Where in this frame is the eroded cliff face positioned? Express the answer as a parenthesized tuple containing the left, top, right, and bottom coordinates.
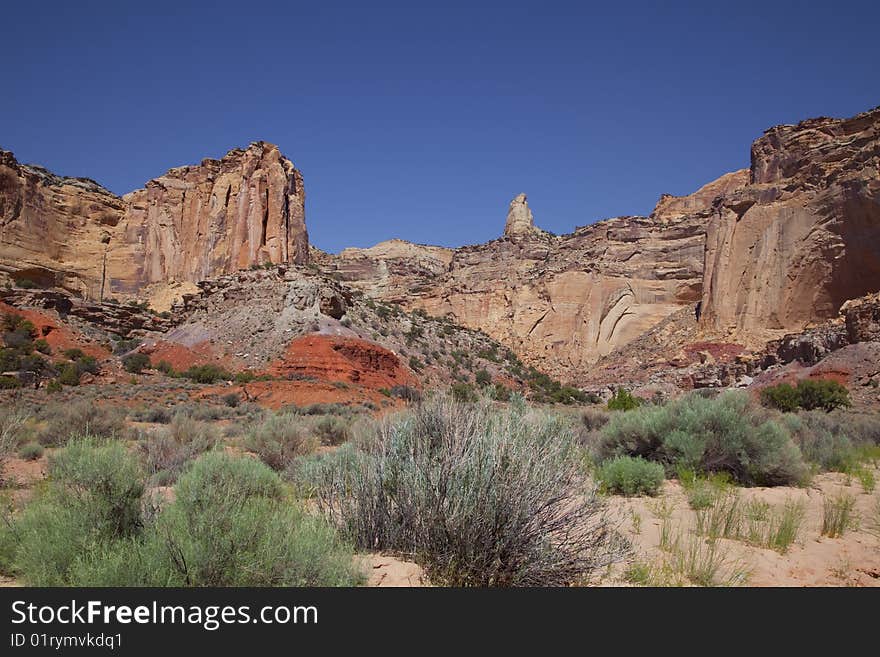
(0, 150, 124, 299)
(700, 107, 880, 335)
(329, 185, 719, 377)
(0, 142, 308, 301)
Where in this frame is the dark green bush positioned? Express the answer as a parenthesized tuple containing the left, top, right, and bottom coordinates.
(33, 339, 51, 355)
(761, 380, 851, 413)
(598, 391, 808, 486)
(0, 375, 20, 389)
(491, 383, 512, 402)
(475, 369, 491, 386)
(760, 383, 800, 412)
(450, 382, 477, 403)
(796, 379, 850, 412)
(181, 364, 231, 384)
(598, 456, 665, 496)
(221, 392, 240, 408)
(57, 363, 80, 386)
(122, 353, 151, 374)
(607, 388, 642, 411)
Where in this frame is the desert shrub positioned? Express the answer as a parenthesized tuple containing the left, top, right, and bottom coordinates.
(122, 352, 151, 374)
(582, 407, 610, 432)
(389, 384, 420, 402)
(149, 453, 363, 586)
(180, 364, 231, 384)
(45, 379, 62, 393)
(302, 396, 628, 586)
(1, 407, 30, 472)
(18, 441, 44, 461)
(475, 368, 491, 386)
(233, 370, 255, 383)
(57, 362, 80, 386)
(74, 355, 99, 375)
(598, 391, 808, 486)
(761, 380, 851, 413)
(450, 381, 477, 403)
(378, 388, 391, 397)
(129, 405, 172, 424)
(607, 388, 642, 411)
(0, 375, 20, 389)
(0, 438, 146, 585)
(408, 356, 424, 372)
(138, 415, 219, 484)
(760, 383, 800, 412)
(38, 400, 125, 446)
(112, 339, 140, 355)
(155, 360, 175, 375)
(244, 413, 319, 471)
(0, 445, 361, 586)
(314, 415, 351, 446)
(490, 383, 511, 402)
(33, 339, 51, 355)
(783, 411, 880, 473)
(597, 456, 664, 496)
(221, 392, 240, 408)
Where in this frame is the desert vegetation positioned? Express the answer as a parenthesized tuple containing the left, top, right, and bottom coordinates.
(1, 375, 879, 587)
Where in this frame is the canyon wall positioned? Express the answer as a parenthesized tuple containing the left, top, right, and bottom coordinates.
(700, 106, 880, 334)
(0, 142, 308, 300)
(329, 180, 731, 377)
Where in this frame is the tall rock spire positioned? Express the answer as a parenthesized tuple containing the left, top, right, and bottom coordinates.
(503, 193, 536, 238)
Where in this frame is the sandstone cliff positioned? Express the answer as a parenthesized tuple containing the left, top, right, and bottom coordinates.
(0, 142, 308, 301)
(700, 106, 880, 334)
(329, 188, 715, 377)
(326, 106, 880, 381)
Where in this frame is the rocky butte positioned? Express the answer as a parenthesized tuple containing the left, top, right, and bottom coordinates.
(0, 142, 307, 306)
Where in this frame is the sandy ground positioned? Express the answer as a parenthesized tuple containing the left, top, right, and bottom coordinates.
(606, 471, 880, 586)
(2, 453, 877, 587)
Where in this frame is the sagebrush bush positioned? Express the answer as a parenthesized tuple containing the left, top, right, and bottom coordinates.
(597, 456, 664, 496)
(138, 415, 218, 484)
(313, 415, 351, 446)
(38, 400, 125, 446)
(783, 410, 880, 473)
(17, 441, 44, 461)
(298, 395, 628, 586)
(244, 413, 319, 471)
(598, 391, 808, 486)
(0, 444, 362, 586)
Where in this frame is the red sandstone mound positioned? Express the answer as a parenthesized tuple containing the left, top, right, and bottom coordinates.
(0, 301, 109, 360)
(266, 334, 417, 389)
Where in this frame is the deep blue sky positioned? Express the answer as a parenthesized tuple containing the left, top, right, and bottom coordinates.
(2, 1, 878, 252)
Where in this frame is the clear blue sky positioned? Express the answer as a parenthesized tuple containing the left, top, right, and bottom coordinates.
(2, 1, 878, 253)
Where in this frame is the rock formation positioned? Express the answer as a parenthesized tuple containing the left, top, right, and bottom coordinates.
(329, 188, 714, 378)
(700, 107, 880, 334)
(503, 193, 541, 238)
(327, 106, 880, 381)
(0, 142, 308, 302)
(0, 150, 124, 298)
